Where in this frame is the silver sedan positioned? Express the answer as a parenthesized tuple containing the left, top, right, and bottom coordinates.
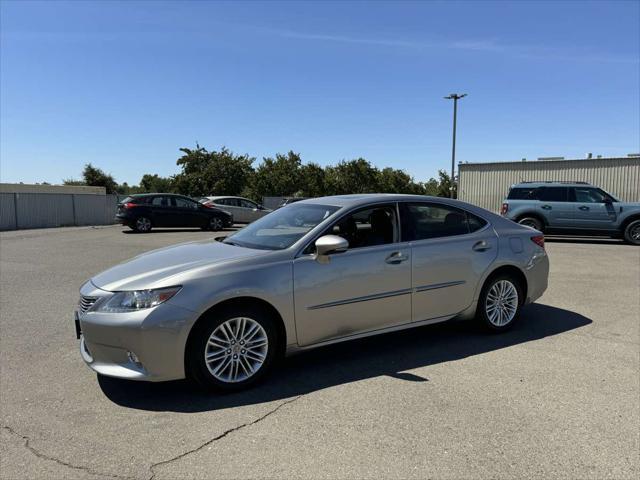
(75, 194, 549, 391)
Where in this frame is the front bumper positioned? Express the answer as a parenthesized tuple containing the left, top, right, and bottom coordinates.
(77, 281, 197, 381)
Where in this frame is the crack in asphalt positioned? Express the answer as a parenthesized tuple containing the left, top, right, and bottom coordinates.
(1, 424, 136, 480)
(147, 395, 303, 480)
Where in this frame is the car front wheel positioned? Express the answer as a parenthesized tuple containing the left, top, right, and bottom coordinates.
(208, 217, 224, 231)
(477, 275, 523, 332)
(186, 306, 279, 392)
(623, 219, 640, 245)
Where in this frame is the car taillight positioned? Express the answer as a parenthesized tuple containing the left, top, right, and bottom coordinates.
(531, 235, 545, 249)
(202, 202, 215, 209)
(500, 203, 509, 215)
(123, 202, 137, 209)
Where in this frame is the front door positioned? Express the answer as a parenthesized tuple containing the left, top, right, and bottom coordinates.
(569, 187, 618, 230)
(293, 204, 411, 346)
(171, 197, 203, 227)
(401, 202, 498, 321)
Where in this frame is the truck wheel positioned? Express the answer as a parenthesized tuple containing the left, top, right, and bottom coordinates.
(623, 219, 640, 245)
(518, 217, 543, 232)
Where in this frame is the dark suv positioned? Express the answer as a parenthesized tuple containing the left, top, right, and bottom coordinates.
(116, 194, 233, 233)
(501, 181, 640, 245)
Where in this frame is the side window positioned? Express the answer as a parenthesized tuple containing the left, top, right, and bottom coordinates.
(571, 187, 607, 203)
(151, 196, 168, 207)
(224, 198, 241, 207)
(240, 199, 257, 209)
(401, 203, 472, 240)
(467, 212, 488, 233)
(172, 197, 198, 209)
(507, 187, 539, 200)
(327, 205, 398, 249)
(538, 187, 568, 202)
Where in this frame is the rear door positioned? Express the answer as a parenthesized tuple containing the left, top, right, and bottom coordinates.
(148, 195, 172, 226)
(536, 187, 574, 228)
(569, 187, 617, 230)
(216, 198, 244, 222)
(402, 202, 498, 322)
(171, 196, 203, 227)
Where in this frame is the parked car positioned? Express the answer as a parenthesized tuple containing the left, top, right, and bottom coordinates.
(200, 196, 272, 223)
(501, 181, 640, 245)
(116, 193, 233, 233)
(278, 197, 309, 208)
(77, 194, 549, 391)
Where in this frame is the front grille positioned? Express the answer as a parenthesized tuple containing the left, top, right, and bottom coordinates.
(78, 295, 98, 314)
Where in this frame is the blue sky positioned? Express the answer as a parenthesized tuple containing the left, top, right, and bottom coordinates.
(1, 0, 639, 185)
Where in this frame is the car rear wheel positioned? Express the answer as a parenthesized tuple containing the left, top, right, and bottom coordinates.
(186, 306, 278, 392)
(517, 217, 543, 232)
(623, 219, 640, 245)
(477, 274, 522, 332)
(133, 216, 152, 233)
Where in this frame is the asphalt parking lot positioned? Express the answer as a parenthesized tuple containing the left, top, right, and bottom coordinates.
(1, 225, 638, 479)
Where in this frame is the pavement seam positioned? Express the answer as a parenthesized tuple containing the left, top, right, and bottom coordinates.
(1, 424, 136, 480)
(147, 395, 303, 480)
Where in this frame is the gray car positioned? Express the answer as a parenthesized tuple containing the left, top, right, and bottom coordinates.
(75, 194, 549, 391)
(200, 196, 272, 223)
(501, 181, 640, 245)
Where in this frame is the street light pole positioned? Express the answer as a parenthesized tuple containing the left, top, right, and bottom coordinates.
(444, 93, 467, 198)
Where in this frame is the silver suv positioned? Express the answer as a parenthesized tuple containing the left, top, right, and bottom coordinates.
(501, 181, 640, 245)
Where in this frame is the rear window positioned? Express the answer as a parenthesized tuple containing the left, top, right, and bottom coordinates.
(507, 187, 539, 200)
(538, 187, 568, 202)
(121, 196, 149, 204)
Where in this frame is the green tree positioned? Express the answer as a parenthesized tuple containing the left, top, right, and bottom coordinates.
(173, 146, 255, 197)
(325, 158, 380, 195)
(299, 162, 327, 197)
(67, 163, 118, 194)
(252, 151, 303, 198)
(377, 167, 425, 194)
(139, 174, 174, 193)
(423, 170, 456, 198)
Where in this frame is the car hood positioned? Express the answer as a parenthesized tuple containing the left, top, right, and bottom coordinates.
(91, 239, 262, 291)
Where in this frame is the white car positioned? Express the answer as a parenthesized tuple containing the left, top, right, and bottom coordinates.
(200, 196, 272, 223)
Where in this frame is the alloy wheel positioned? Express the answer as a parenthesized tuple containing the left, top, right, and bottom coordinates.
(136, 217, 151, 232)
(210, 217, 224, 230)
(485, 280, 519, 327)
(204, 317, 268, 383)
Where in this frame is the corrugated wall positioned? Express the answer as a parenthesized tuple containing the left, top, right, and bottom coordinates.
(0, 193, 121, 231)
(458, 157, 640, 212)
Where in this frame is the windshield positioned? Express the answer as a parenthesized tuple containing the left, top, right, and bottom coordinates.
(223, 203, 340, 250)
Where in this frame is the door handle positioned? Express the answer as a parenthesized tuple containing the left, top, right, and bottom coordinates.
(472, 240, 492, 252)
(578, 206, 590, 211)
(385, 252, 408, 264)
(541, 205, 552, 210)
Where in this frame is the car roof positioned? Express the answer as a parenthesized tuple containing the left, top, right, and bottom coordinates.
(204, 196, 250, 200)
(130, 193, 188, 197)
(297, 194, 476, 209)
(511, 181, 593, 188)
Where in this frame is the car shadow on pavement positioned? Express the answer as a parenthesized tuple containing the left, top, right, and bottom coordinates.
(544, 236, 624, 245)
(98, 303, 591, 412)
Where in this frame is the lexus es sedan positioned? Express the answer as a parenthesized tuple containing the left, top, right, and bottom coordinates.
(76, 194, 549, 391)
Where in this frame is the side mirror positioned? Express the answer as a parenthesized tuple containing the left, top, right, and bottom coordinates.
(315, 235, 348, 260)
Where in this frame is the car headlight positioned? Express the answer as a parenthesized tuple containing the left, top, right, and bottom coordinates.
(92, 286, 182, 313)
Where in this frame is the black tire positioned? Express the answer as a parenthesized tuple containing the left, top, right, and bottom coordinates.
(476, 273, 524, 332)
(623, 219, 640, 245)
(517, 216, 543, 232)
(133, 216, 152, 233)
(186, 305, 279, 392)
(207, 216, 224, 231)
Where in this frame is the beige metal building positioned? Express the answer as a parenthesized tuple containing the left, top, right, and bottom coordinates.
(458, 156, 640, 213)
